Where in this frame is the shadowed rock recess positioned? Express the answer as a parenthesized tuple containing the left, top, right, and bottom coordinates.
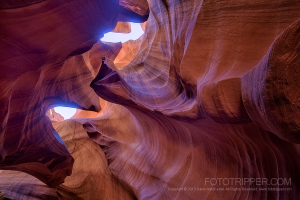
(0, 0, 300, 199)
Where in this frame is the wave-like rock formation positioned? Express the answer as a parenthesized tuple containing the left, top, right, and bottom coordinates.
(1, 0, 300, 199)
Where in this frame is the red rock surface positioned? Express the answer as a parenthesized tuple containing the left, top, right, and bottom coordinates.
(1, 0, 300, 199)
(0, 0, 119, 187)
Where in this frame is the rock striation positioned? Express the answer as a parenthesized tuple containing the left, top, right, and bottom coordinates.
(0, 0, 300, 199)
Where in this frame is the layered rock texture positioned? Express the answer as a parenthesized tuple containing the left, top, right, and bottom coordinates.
(1, 0, 300, 199)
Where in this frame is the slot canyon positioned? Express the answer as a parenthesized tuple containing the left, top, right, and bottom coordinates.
(0, 0, 300, 199)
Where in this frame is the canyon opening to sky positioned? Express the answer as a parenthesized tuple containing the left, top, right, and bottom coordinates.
(1, 1, 300, 199)
(50, 22, 145, 120)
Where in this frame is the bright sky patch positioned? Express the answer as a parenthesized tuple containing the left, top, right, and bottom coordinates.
(101, 22, 144, 43)
(53, 106, 76, 120)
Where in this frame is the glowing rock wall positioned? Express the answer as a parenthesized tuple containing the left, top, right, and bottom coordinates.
(1, 0, 300, 199)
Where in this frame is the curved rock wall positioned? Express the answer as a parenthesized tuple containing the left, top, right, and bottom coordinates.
(0, 0, 120, 186)
(1, 0, 300, 199)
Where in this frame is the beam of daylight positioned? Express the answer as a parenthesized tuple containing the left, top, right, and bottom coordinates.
(100, 22, 144, 43)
